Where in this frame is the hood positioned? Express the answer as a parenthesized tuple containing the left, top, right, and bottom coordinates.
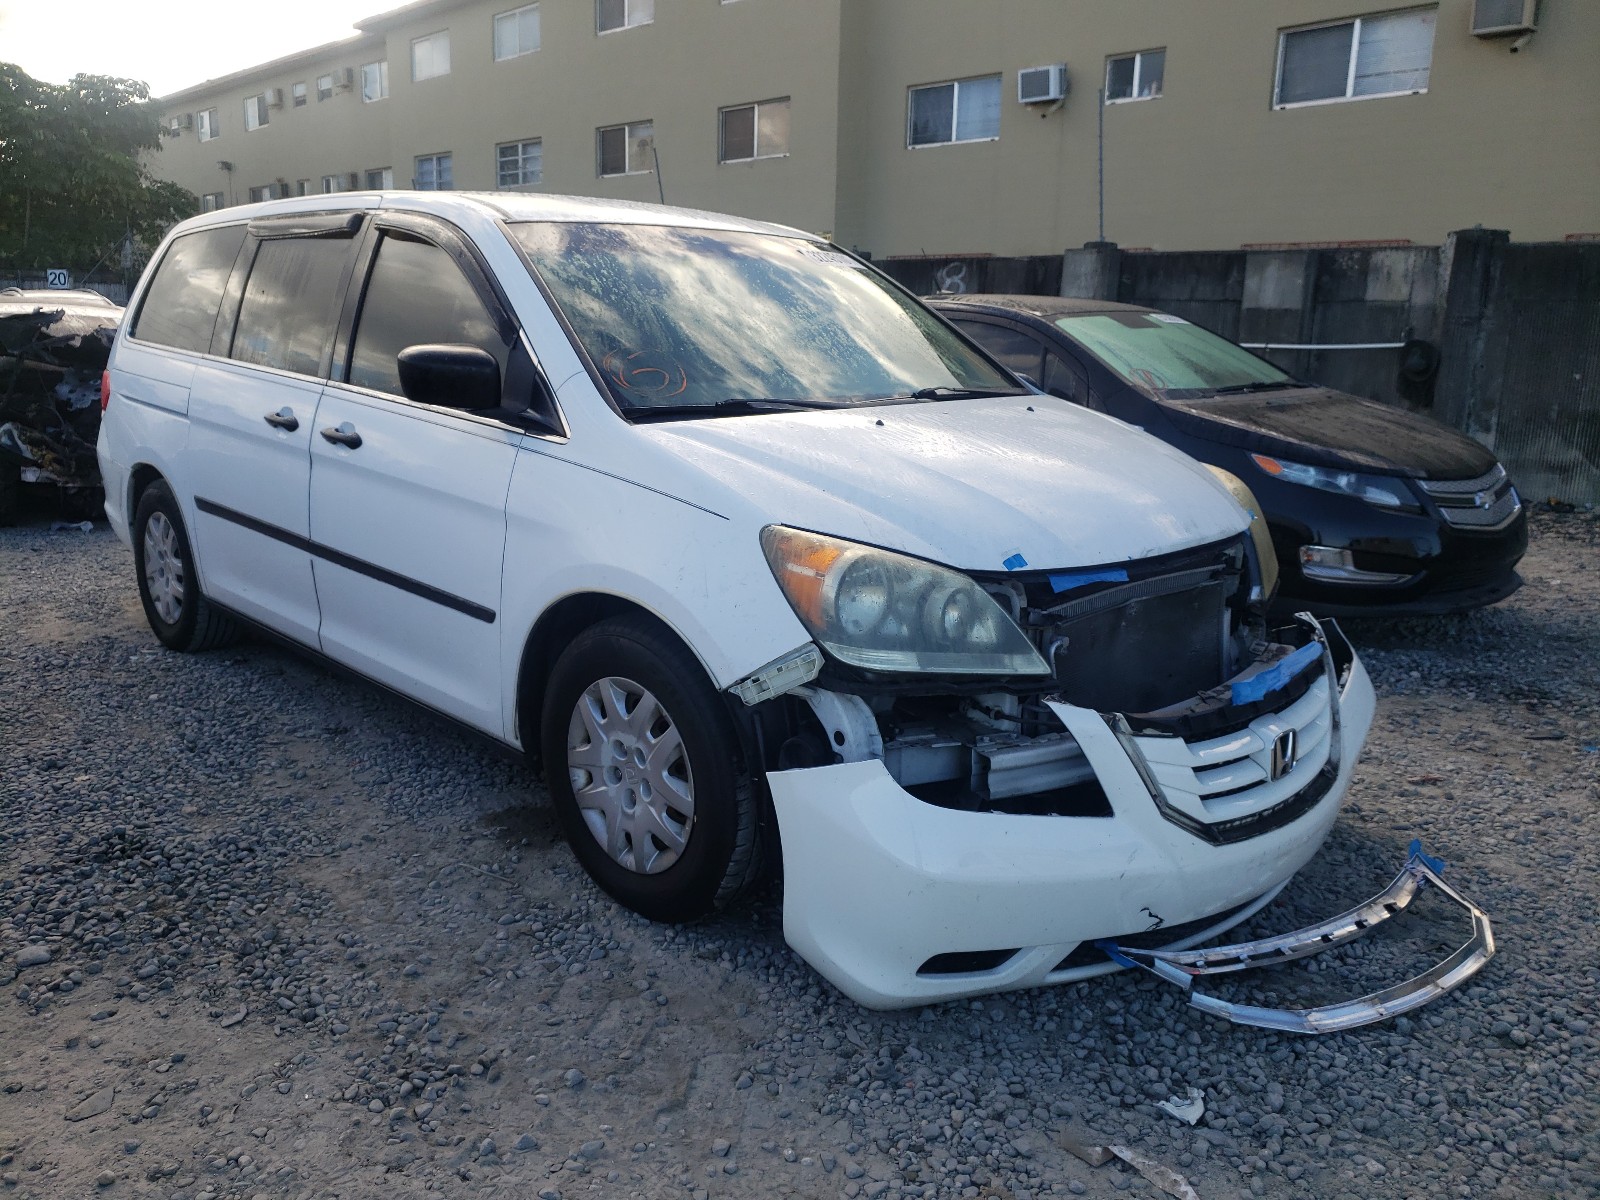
(634, 397, 1248, 571)
(1158, 386, 1497, 480)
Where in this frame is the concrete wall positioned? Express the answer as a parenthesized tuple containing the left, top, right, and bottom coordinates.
(833, 0, 1600, 255)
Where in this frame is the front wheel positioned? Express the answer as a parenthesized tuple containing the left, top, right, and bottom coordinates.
(132, 480, 240, 652)
(541, 616, 761, 922)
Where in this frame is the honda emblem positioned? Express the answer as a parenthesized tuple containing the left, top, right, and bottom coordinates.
(1269, 729, 1298, 781)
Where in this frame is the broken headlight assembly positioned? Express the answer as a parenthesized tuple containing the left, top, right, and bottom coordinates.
(1250, 454, 1420, 513)
(761, 526, 1051, 677)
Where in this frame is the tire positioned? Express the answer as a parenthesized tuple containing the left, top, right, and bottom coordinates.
(541, 615, 761, 923)
(132, 480, 241, 652)
(0, 461, 20, 527)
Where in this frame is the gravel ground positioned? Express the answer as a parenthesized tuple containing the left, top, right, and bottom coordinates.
(2, 512, 1597, 1200)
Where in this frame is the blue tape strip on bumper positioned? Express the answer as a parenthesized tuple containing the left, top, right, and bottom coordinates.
(1230, 641, 1322, 706)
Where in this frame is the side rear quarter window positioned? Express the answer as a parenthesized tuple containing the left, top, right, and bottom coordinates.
(348, 234, 509, 399)
(949, 318, 1045, 383)
(230, 236, 359, 376)
(131, 225, 248, 354)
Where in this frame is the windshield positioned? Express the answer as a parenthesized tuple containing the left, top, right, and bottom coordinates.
(1054, 312, 1292, 395)
(509, 222, 1018, 415)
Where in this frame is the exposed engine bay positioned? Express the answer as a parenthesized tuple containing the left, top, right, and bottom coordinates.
(748, 533, 1327, 818)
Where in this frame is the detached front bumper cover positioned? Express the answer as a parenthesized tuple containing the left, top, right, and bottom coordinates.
(1101, 841, 1494, 1033)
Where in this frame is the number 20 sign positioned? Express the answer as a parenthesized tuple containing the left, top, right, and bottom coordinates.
(45, 269, 70, 289)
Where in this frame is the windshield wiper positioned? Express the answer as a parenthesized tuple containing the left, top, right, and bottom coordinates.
(907, 386, 1030, 400)
(626, 398, 844, 422)
(1211, 381, 1300, 395)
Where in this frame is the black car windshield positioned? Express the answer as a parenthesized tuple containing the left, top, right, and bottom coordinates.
(509, 222, 1020, 415)
(1054, 311, 1293, 395)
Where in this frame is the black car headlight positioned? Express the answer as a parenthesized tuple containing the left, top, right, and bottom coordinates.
(1251, 454, 1420, 513)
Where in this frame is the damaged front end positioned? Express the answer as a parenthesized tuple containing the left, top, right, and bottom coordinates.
(734, 525, 1455, 1017)
(0, 292, 122, 521)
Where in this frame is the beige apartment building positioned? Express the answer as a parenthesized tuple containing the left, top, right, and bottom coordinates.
(153, 0, 1600, 257)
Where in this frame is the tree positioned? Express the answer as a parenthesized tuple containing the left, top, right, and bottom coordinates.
(0, 64, 195, 272)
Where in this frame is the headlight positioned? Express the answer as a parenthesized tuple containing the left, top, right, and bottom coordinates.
(1250, 454, 1420, 512)
(760, 526, 1051, 676)
(1203, 466, 1279, 599)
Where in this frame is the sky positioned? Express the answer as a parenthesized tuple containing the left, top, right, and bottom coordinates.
(0, 0, 386, 97)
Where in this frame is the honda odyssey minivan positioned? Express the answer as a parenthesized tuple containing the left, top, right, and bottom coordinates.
(99, 193, 1489, 1023)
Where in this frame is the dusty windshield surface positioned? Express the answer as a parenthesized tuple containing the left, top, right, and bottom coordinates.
(1055, 312, 1293, 396)
(510, 222, 1019, 416)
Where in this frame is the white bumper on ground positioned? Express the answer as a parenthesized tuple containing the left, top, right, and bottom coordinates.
(769, 646, 1376, 1009)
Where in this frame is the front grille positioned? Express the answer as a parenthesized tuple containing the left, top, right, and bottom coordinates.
(1419, 464, 1521, 530)
(1117, 658, 1340, 845)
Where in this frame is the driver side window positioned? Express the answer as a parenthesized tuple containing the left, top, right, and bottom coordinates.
(350, 233, 509, 399)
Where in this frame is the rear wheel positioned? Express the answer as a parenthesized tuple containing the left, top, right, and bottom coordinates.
(541, 616, 761, 922)
(132, 480, 241, 652)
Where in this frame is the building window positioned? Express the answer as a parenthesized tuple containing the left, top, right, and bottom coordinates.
(411, 32, 451, 81)
(719, 97, 790, 163)
(197, 108, 219, 141)
(1105, 49, 1164, 102)
(365, 167, 394, 189)
(317, 74, 334, 101)
(200, 192, 224, 212)
(415, 153, 453, 190)
(244, 94, 269, 131)
(296, 179, 312, 196)
(908, 75, 1000, 147)
(292, 81, 308, 107)
(248, 184, 273, 203)
(596, 0, 652, 34)
(497, 139, 543, 186)
(596, 121, 653, 176)
(322, 174, 348, 193)
(1275, 7, 1437, 108)
(361, 60, 389, 102)
(495, 3, 541, 60)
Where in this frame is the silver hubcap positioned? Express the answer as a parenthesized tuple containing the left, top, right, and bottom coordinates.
(566, 676, 694, 874)
(142, 511, 185, 625)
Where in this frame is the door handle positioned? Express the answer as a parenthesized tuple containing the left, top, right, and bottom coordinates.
(263, 407, 299, 432)
(320, 422, 363, 449)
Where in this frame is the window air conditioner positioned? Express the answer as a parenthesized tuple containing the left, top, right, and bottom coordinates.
(1017, 64, 1069, 104)
(266, 88, 284, 108)
(346, 172, 361, 190)
(1471, 0, 1537, 36)
(336, 67, 356, 90)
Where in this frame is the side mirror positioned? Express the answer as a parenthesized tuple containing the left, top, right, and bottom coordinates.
(397, 344, 500, 410)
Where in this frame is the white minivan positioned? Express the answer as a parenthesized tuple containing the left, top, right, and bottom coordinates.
(101, 193, 1484, 1023)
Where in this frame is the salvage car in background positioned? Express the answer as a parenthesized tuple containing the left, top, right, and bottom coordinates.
(933, 295, 1527, 616)
(100, 195, 1490, 1028)
(0, 287, 122, 523)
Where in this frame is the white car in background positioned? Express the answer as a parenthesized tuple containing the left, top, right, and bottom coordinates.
(97, 193, 1488, 1027)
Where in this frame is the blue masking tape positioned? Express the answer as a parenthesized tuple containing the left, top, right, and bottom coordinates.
(1002, 553, 1028, 571)
(1407, 838, 1447, 876)
(1230, 641, 1321, 706)
(1049, 568, 1129, 593)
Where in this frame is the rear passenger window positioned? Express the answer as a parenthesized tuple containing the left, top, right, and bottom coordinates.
(230, 236, 358, 376)
(349, 234, 508, 399)
(131, 225, 247, 354)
